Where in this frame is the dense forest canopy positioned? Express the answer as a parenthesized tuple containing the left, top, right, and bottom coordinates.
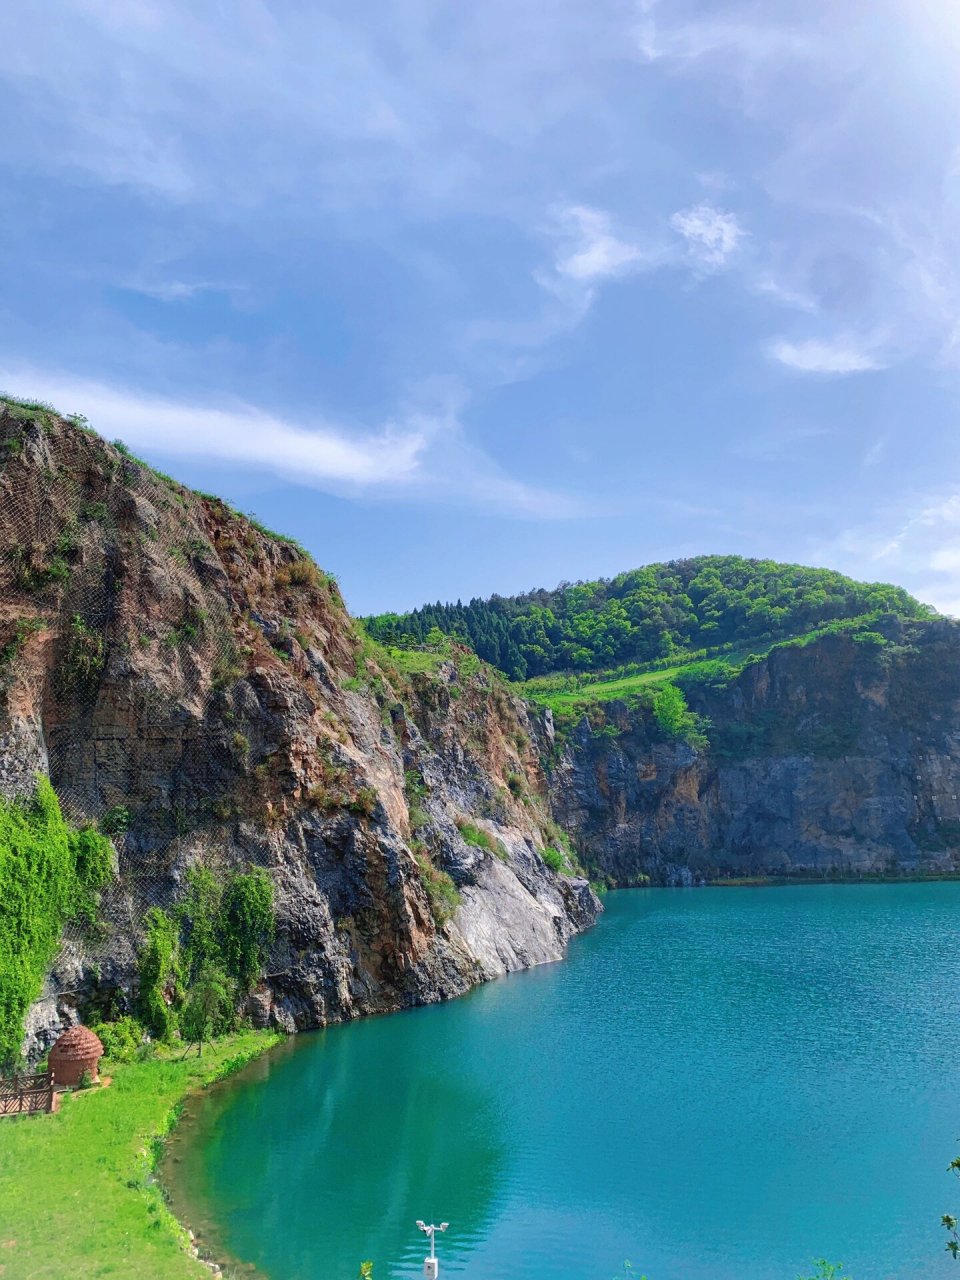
(364, 556, 932, 680)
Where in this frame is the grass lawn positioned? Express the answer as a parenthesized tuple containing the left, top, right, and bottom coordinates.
(0, 1029, 282, 1279)
(517, 638, 802, 716)
(540, 666, 685, 707)
(379, 645, 446, 675)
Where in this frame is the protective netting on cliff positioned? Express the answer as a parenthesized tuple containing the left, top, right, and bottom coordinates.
(0, 408, 267, 954)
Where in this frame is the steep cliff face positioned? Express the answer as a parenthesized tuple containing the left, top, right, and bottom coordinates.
(0, 406, 597, 1057)
(6, 402, 959, 1062)
(550, 621, 960, 883)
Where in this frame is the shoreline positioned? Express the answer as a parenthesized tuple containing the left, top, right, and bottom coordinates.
(707, 871, 960, 887)
(0, 1029, 283, 1280)
(154, 1035, 286, 1279)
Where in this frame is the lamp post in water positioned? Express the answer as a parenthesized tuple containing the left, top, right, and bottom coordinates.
(415, 1220, 448, 1278)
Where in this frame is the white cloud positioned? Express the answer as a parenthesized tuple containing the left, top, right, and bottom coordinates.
(0, 1, 636, 218)
(125, 280, 225, 303)
(876, 494, 960, 562)
(670, 203, 744, 269)
(459, 202, 665, 380)
(767, 337, 884, 375)
(552, 205, 646, 283)
(752, 273, 818, 313)
(930, 544, 960, 573)
(0, 367, 581, 518)
(635, 11, 824, 74)
(813, 492, 960, 618)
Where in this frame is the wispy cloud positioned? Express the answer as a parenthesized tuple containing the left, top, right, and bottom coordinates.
(552, 205, 647, 283)
(0, 367, 581, 518)
(636, 14, 821, 69)
(767, 337, 885, 376)
(671, 203, 744, 270)
(123, 279, 231, 303)
(635, 4, 960, 378)
(463, 195, 750, 387)
(460, 202, 663, 381)
(730, 423, 829, 462)
(814, 491, 960, 617)
(0, 2, 634, 219)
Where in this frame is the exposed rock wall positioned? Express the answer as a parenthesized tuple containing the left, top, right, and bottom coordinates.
(0, 408, 597, 1057)
(6, 405, 960, 1061)
(550, 622, 960, 883)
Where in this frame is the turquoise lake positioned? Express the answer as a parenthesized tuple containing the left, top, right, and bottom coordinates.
(165, 884, 960, 1279)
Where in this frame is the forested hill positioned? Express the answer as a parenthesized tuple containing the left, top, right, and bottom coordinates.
(364, 555, 933, 680)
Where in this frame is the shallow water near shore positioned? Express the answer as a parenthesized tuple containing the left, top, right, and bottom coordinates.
(165, 884, 960, 1279)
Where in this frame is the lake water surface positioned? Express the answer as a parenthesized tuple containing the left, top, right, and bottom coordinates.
(165, 885, 960, 1279)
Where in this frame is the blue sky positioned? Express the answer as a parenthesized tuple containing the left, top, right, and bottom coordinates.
(2, 0, 960, 616)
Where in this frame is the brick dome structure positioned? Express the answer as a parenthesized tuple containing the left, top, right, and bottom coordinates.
(49, 1025, 104, 1088)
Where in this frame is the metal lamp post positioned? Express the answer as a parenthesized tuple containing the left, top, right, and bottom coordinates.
(415, 1220, 448, 1278)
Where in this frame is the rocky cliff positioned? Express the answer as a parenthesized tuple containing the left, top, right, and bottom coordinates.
(5, 401, 960, 1062)
(0, 405, 597, 1057)
(550, 620, 960, 883)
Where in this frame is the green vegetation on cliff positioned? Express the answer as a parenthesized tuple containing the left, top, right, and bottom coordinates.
(365, 555, 931, 680)
(138, 865, 275, 1045)
(0, 778, 113, 1067)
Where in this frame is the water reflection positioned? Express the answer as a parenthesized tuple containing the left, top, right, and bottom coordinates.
(167, 1005, 508, 1278)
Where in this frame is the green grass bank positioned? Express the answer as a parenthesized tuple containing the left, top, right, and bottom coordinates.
(0, 1029, 282, 1279)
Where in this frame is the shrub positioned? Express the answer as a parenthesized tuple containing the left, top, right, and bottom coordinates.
(457, 651, 481, 679)
(68, 824, 115, 921)
(541, 818, 581, 871)
(414, 852, 461, 925)
(137, 908, 180, 1041)
(137, 865, 275, 1037)
(456, 819, 508, 861)
(541, 845, 567, 873)
(0, 618, 44, 678)
(457, 820, 492, 851)
(10, 546, 71, 592)
(63, 615, 105, 694)
(305, 784, 337, 810)
(408, 803, 430, 830)
(181, 963, 233, 1056)
(349, 787, 378, 818)
(506, 771, 525, 797)
(0, 779, 114, 1066)
(220, 870, 274, 993)
(91, 1016, 145, 1063)
(652, 683, 707, 747)
(100, 805, 130, 837)
(276, 557, 322, 591)
(165, 607, 207, 650)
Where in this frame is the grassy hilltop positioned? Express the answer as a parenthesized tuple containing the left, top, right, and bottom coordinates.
(365, 555, 932, 682)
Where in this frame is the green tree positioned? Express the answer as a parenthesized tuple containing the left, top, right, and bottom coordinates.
(364, 554, 931, 681)
(137, 907, 181, 1041)
(180, 865, 222, 983)
(180, 963, 232, 1057)
(136, 865, 275, 1045)
(220, 869, 275, 992)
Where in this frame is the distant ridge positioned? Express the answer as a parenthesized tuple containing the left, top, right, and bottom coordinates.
(364, 555, 933, 680)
